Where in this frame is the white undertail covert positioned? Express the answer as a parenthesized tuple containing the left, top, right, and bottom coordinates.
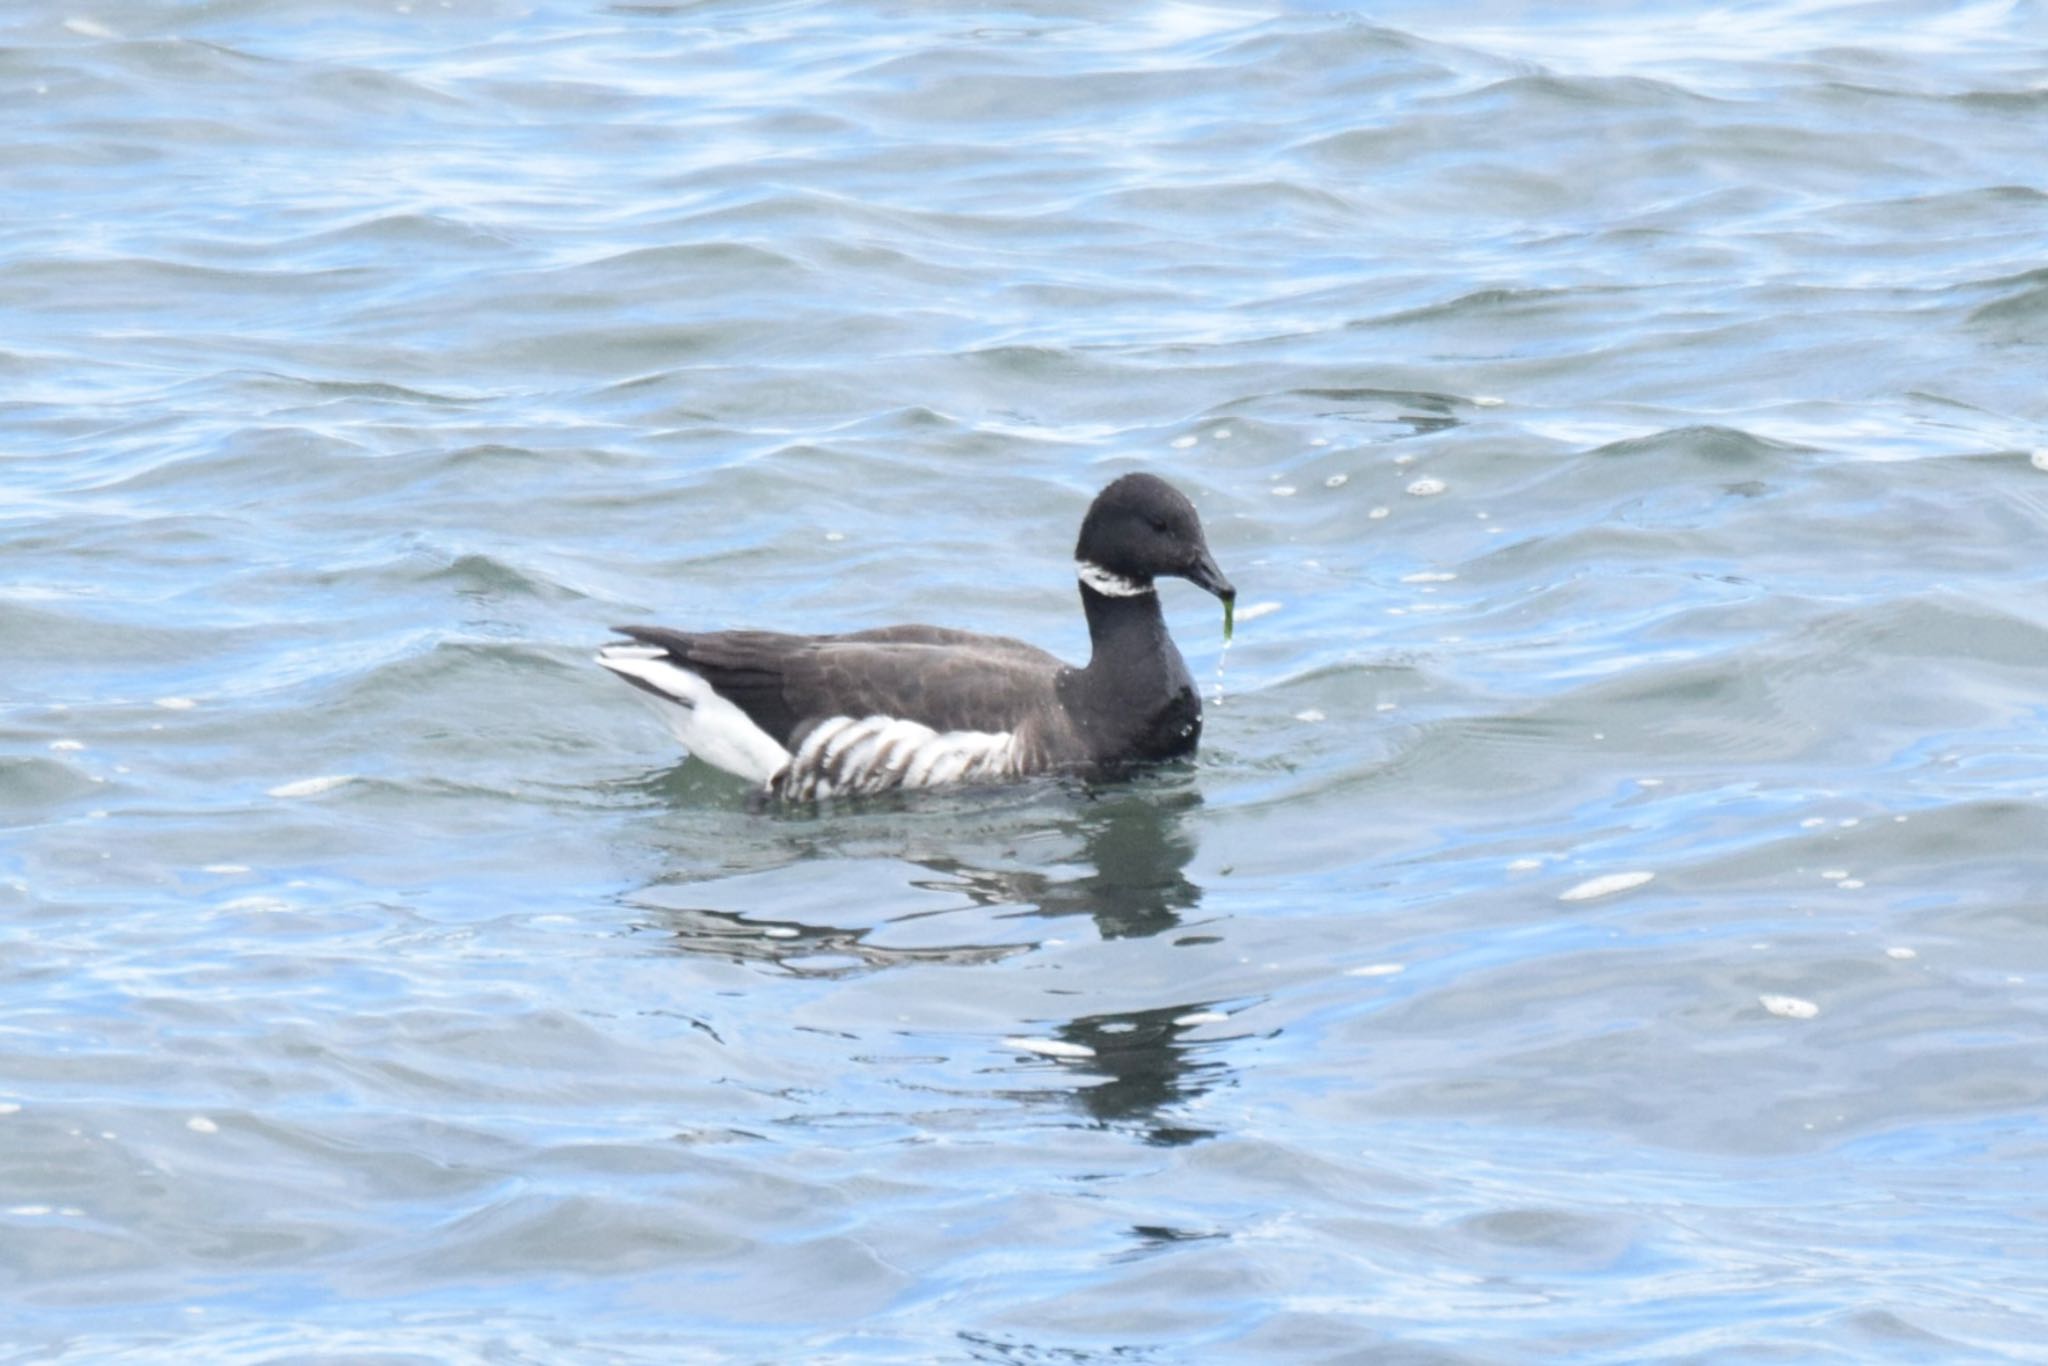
(594, 644, 791, 784)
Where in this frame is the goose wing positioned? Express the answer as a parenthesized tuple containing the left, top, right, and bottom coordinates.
(609, 625, 1067, 747)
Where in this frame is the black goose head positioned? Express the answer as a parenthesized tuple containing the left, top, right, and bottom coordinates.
(1074, 473, 1235, 605)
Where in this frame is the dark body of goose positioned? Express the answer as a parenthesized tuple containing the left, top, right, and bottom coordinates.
(597, 473, 1236, 801)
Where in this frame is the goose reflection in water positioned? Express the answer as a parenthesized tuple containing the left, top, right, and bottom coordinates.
(910, 784, 1205, 942)
(630, 781, 1235, 1144)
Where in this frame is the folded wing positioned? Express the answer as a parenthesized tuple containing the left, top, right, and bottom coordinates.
(608, 624, 1068, 748)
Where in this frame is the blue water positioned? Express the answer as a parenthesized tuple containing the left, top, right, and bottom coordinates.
(6, 1, 2048, 1358)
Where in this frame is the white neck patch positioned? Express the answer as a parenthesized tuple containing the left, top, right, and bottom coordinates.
(1077, 561, 1154, 597)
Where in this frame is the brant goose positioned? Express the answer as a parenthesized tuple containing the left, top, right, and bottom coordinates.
(598, 473, 1235, 801)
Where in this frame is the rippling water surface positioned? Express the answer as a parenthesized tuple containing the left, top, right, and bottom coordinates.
(7, 0, 2048, 1358)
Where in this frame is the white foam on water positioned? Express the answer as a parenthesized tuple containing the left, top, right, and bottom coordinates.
(1294, 709, 1325, 722)
(1236, 601, 1281, 622)
(222, 896, 293, 913)
(1559, 871, 1654, 902)
(2031, 448, 2048, 471)
(154, 697, 198, 710)
(1369, 506, 1390, 519)
(203, 864, 252, 874)
(1004, 1037, 1095, 1059)
(1760, 994, 1819, 1020)
(1405, 478, 1446, 497)
(1400, 571, 1456, 583)
(1325, 473, 1348, 487)
(1345, 963, 1404, 977)
(1171, 435, 1197, 449)
(1272, 485, 1297, 496)
(50, 739, 84, 752)
(268, 775, 354, 799)
(1508, 857, 1542, 871)
(1172, 1011, 1229, 1026)
(1886, 947, 1917, 960)
(186, 1116, 219, 1134)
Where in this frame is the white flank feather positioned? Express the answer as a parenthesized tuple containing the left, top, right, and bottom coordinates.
(595, 645, 791, 785)
(781, 715, 1018, 800)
